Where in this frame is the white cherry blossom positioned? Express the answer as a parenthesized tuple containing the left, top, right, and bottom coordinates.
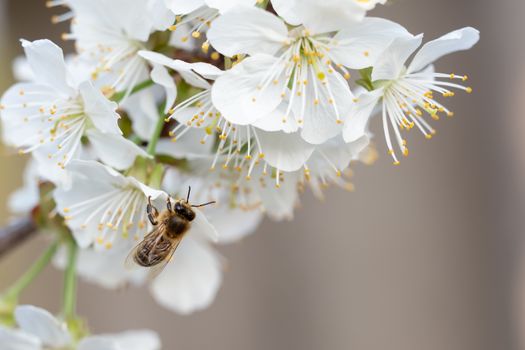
(0, 305, 160, 350)
(343, 27, 479, 164)
(208, 6, 410, 144)
(53, 160, 171, 250)
(61, 0, 173, 96)
(0, 39, 146, 172)
(166, 0, 257, 41)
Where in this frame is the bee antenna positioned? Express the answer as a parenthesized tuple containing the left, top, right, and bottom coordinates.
(186, 186, 191, 203)
(192, 201, 216, 208)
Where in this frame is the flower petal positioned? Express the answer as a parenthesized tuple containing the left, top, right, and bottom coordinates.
(122, 88, 160, 140)
(53, 242, 147, 290)
(330, 17, 411, 69)
(150, 238, 222, 314)
(212, 54, 284, 125)
(190, 208, 219, 242)
(95, 330, 161, 350)
(0, 83, 61, 148)
(14, 305, 71, 348)
(343, 88, 383, 143)
(288, 0, 386, 34)
(53, 160, 128, 248)
(138, 51, 212, 89)
(86, 129, 149, 171)
(8, 159, 40, 214)
(252, 98, 299, 133)
(371, 34, 423, 82)
(148, 0, 175, 30)
(205, 0, 256, 13)
(164, 0, 205, 15)
(150, 64, 177, 114)
(256, 130, 315, 172)
(270, 0, 301, 25)
(0, 326, 41, 350)
(207, 206, 263, 244)
(297, 71, 352, 144)
(79, 81, 121, 135)
(20, 39, 74, 96)
(207, 6, 288, 57)
(156, 129, 215, 159)
(407, 27, 480, 74)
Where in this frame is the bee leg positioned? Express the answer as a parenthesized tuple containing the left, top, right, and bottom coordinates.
(167, 196, 172, 212)
(147, 196, 159, 225)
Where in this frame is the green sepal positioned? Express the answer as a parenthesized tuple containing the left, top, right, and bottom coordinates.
(355, 67, 374, 91)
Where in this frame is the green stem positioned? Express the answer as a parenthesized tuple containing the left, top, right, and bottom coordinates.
(112, 79, 154, 103)
(3, 241, 59, 301)
(62, 239, 78, 321)
(146, 109, 166, 156)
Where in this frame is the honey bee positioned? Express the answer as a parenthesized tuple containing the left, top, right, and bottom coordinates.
(126, 187, 215, 278)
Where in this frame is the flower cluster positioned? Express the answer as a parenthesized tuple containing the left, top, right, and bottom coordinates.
(0, 0, 479, 347)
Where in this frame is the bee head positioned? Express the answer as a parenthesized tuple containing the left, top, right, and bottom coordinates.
(174, 200, 195, 221)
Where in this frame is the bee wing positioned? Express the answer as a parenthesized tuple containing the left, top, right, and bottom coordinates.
(146, 238, 183, 282)
(124, 226, 164, 271)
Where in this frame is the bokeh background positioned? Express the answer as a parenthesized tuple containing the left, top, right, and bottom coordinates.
(0, 0, 522, 349)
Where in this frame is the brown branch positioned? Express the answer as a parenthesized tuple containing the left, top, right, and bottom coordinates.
(0, 217, 37, 257)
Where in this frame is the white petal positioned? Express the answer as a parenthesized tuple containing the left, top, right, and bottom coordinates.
(408, 27, 480, 73)
(122, 88, 160, 140)
(190, 207, 219, 242)
(20, 39, 74, 96)
(79, 81, 121, 135)
(150, 64, 177, 114)
(310, 134, 370, 172)
(207, 6, 288, 57)
(53, 160, 127, 248)
(205, 0, 256, 13)
(270, 0, 301, 25)
(95, 330, 161, 350)
(212, 54, 284, 125)
(156, 129, 215, 159)
(150, 238, 222, 314)
(148, 0, 175, 31)
(14, 305, 71, 348)
(0, 326, 41, 350)
(288, 0, 386, 34)
(164, 0, 205, 14)
(330, 18, 411, 69)
(8, 159, 40, 214)
(371, 34, 423, 82)
(53, 242, 147, 290)
(297, 71, 352, 144)
(343, 88, 383, 143)
(86, 129, 149, 171)
(207, 206, 262, 244)
(168, 23, 197, 51)
(256, 130, 315, 172)
(12, 56, 34, 82)
(0, 83, 61, 148)
(252, 98, 299, 133)
(258, 170, 299, 220)
(138, 51, 212, 89)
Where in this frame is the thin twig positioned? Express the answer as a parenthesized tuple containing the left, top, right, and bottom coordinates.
(0, 217, 37, 257)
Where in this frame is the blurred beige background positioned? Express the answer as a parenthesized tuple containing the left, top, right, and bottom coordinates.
(0, 0, 521, 349)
